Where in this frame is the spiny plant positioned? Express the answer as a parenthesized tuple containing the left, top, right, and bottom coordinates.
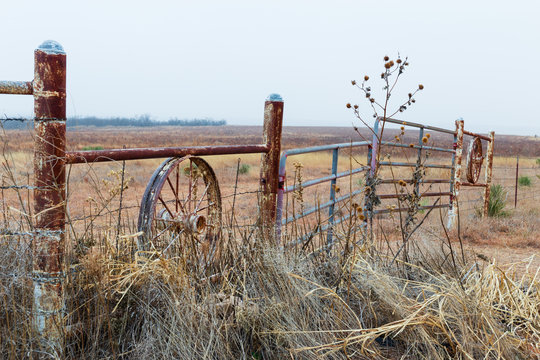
(346, 55, 432, 261)
(487, 184, 509, 217)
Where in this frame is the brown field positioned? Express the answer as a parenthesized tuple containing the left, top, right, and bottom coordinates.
(3, 125, 539, 263)
(1, 124, 540, 358)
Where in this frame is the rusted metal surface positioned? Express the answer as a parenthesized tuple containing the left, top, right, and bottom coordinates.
(378, 192, 451, 199)
(259, 94, 284, 238)
(483, 131, 495, 216)
(32, 40, 66, 355)
(137, 156, 222, 267)
(0, 80, 33, 95)
(381, 117, 456, 135)
(379, 161, 453, 169)
(380, 179, 451, 184)
(514, 155, 519, 208)
(374, 203, 449, 215)
(447, 120, 464, 228)
(465, 137, 484, 183)
(462, 129, 491, 142)
(461, 182, 488, 187)
(66, 144, 268, 164)
(380, 141, 455, 153)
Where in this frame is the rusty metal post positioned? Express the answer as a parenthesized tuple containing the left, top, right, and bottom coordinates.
(482, 131, 495, 216)
(447, 120, 464, 229)
(514, 154, 519, 208)
(259, 94, 284, 240)
(32, 40, 67, 356)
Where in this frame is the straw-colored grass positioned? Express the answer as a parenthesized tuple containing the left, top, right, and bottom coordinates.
(1, 126, 539, 359)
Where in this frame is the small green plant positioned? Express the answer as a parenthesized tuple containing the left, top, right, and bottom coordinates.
(487, 184, 509, 217)
(518, 176, 531, 187)
(536, 158, 540, 166)
(417, 198, 430, 214)
(238, 163, 251, 175)
(82, 145, 104, 151)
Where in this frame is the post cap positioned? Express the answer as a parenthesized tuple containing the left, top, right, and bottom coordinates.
(266, 93, 283, 102)
(37, 40, 65, 55)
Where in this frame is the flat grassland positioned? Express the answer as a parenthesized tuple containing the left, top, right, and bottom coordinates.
(2, 125, 539, 268)
(2, 124, 540, 358)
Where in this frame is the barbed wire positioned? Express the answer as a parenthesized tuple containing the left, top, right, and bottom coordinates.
(0, 116, 31, 123)
(0, 184, 44, 190)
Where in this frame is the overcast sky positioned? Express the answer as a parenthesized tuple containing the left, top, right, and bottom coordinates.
(1, 0, 539, 135)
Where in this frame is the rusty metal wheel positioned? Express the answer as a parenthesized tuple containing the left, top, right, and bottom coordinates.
(466, 137, 484, 184)
(137, 156, 222, 268)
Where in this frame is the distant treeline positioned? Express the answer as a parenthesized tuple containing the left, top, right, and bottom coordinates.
(1, 116, 226, 129)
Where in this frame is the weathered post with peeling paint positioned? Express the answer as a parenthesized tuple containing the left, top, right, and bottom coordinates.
(447, 119, 464, 229)
(32, 40, 67, 356)
(259, 94, 284, 240)
(483, 131, 495, 216)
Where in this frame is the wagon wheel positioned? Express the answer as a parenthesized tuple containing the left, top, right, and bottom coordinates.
(137, 156, 222, 271)
(466, 137, 484, 184)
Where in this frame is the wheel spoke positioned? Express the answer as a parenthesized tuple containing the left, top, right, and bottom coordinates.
(162, 230, 184, 254)
(195, 183, 211, 212)
(196, 201, 215, 213)
(166, 176, 186, 215)
(158, 196, 175, 218)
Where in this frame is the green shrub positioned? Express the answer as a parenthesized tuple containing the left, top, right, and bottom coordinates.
(518, 176, 531, 187)
(238, 163, 251, 175)
(536, 158, 540, 166)
(487, 184, 509, 217)
(82, 145, 104, 151)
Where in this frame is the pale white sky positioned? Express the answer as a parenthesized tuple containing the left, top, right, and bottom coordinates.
(1, 0, 539, 135)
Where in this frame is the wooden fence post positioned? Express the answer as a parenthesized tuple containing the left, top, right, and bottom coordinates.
(32, 40, 67, 356)
(259, 94, 284, 240)
(447, 120, 464, 229)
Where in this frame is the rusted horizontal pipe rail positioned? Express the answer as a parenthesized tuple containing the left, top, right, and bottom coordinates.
(380, 141, 454, 153)
(373, 203, 449, 215)
(378, 191, 451, 199)
(460, 182, 488, 187)
(462, 130, 491, 142)
(66, 144, 269, 164)
(380, 117, 456, 135)
(379, 161, 453, 169)
(0, 81, 33, 95)
(284, 166, 369, 193)
(380, 179, 451, 184)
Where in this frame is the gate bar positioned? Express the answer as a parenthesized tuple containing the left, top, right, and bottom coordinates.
(284, 166, 369, 193)
(380, 179, 451, 184)
(380, 141, 455, 153)
(0, 80, 33, 95)
(378, 191, 451, 199)
(381, 117, 456, 135)
(67, 144, 269, 164)
(379, 161, 453, 169)
(463, 129, 491, 142)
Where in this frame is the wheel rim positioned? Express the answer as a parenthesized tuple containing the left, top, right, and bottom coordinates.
(137, 156, 222, 268)
(466, 137, 484, 184)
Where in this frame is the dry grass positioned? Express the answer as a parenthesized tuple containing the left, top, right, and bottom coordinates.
(1, 125, 540, 359)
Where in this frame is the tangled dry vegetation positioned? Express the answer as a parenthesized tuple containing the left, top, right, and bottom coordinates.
(1, 214, 539, 359)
